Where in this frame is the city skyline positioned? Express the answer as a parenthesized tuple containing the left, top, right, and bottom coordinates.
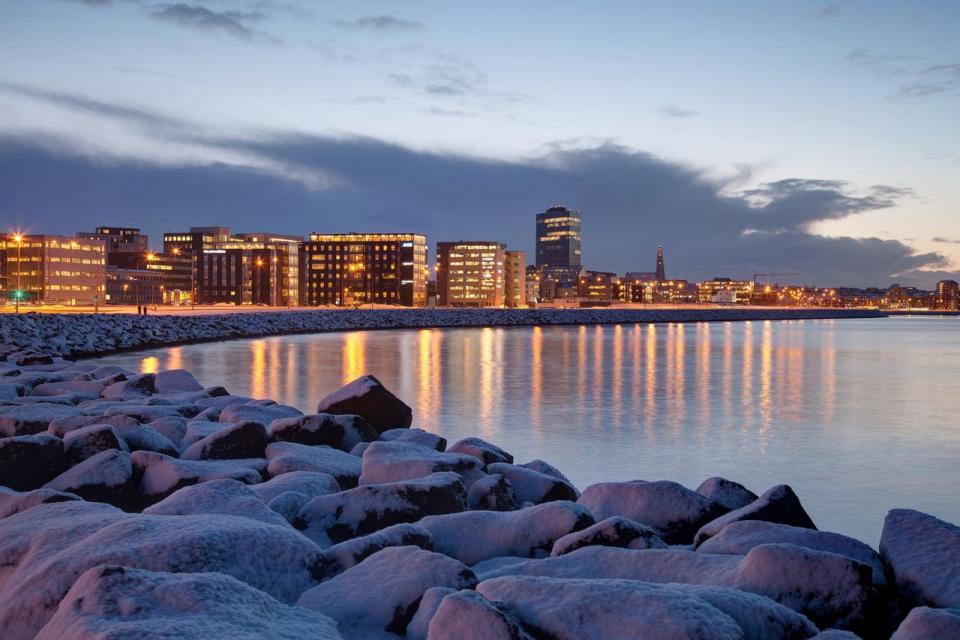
(1, 1, 959, 287)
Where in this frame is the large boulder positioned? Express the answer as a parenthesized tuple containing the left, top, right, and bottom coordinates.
(880, 509, 960, 608)
(218, 401, 302, 425)
(359, 440, 486, 488)
(696, 476, 759, 512)
(407, 587, 456, 640)
(180, 420, 269, 460)
(426, 590, 533, 640)
(487, 463, 578, 504)
(35, 565, 343, 640)
(316, 374, 412, 433)
(147, 415, 188, 448)
(0, 501, 326, 638)
(266, 441, 362, 487)
(31, 380, 105, 400)
(180, 420, 226, 449)
(114, 422, 179, 456)
(694, 484, 817, 547)
(249, 470, 342, 503)
(44, 449, 135, 505)
(268, 413, 377, 451)
(890, 606, 960, 639)
(101, 373, 156, 399)
(578, 480, 721, 544)
(295, 472, 467, 547)
(449, 436, 514, 465)
(0, 403, 81, 436)
(467, 473, 519, 511)
(0, 486, 79, 519)
(297, 546, 476, 639)
(154, 368, 203, 393)
(550, 516, 667, 556)
(477, 575, 818, 640)
(317, 523, 434, 580)
(131, 450, 264, 502)
(381, 427, 447, 451)
(143, 478, 290, 528)
(62, 423, 128, 464)
(418, 501, 594, 565)
(0, 433, 65, 490)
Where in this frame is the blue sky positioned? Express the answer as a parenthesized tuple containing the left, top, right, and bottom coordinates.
(1, 0, 958, 286)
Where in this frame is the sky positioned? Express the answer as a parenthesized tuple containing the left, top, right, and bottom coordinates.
(0, 0, 958, 287)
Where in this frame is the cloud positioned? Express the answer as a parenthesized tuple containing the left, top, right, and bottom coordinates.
(845, 50, 960, 97)
(334, 15, 422, 31)
(933, 237, 960, 244)
(56, 0, 113, 6)
(149, 3, 280, 43)
(899, 62, 960, 97)
(844, 49, 916, 77)
(816, 4, 840, 18)
(657, 105, 698, 119)
(0, 87, 946, 288)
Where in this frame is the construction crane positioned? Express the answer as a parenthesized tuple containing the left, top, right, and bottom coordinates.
(752, 273, 800, 288)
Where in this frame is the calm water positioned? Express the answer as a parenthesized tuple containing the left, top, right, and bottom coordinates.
(95, 316, 960, 547)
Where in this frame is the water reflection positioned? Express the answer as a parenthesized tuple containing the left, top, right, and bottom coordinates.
(105, 317, 960, 546)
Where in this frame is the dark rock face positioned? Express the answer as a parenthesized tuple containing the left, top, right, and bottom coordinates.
(316, 375, 412, 433)
(101, 374, 156, 399)
(487, 463, 578, 505)
(131, 451, 265, 502)
(63, 424, 128, 465)
(180, 421, 269, 461)
(694, 484, 817, 547)
(0, 434, 65, 490)
(0, 404, 82, 437)
(881, 508, 960, 609)
(468, 473, 519, 511)
(267, 413, 377, 451)
(44, 449, 135, 506)
(696, 476, 759, 513)
(449, 436, 514, 465)
(550, 516, 667, 556)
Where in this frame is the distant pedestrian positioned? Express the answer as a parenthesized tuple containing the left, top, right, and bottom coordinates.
(136, 305, 141, 315)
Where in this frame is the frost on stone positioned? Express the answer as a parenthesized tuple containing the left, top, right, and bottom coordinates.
(143, 478, 291, 528)
(249, 470, 341, 503)
(317, 522, 434, 580)
(131, 450, 264, 501)
(0, 486, 80, 519)
(154, 368, 204, 394)
(696, 476, 759, 513)
(467, 473, 519, 511)
(426, 589, 533, 640)
(694, 484, 817, 547)
(418, 500, 594, 565)
(890, 606, 960, 640)
(449, 436, 513, 465)
(359, 440, 486, 489)
(316, 374, 413, 434)
(44, 449, 134, 506)
(180, 420, 269, 461)
(406, 586, 455, 640)
(266, 441, 362, 488)
(62, 423, 128, 464)
(550, 516, 667, 556)
(880, 508, 960, 609)
(297, 546, 476, 639)
(268, 413, 377, 451)
(487, 462, 578, 504)
(380, 427, 447, 451)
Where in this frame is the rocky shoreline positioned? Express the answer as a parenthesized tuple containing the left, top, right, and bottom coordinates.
(0, 339, 957, 639)
(0, 307, 885, 358)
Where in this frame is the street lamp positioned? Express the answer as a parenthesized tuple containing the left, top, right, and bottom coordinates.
(12, 233, 22, 314)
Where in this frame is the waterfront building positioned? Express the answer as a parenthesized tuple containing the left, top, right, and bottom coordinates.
(300, 233, 428, 307)
(105, 267, 164, 305)
(698, 278, 754, 304)
(76, 227, 149, 256)
(0, 234, 106, 306)
(578, 270, 618, 306)
(504, 250, 527, 308)
(937, 280, 959, 310)
(536, 206, 581, 268)
(626, 244, 668, 285)
(436, 241, 506, 307)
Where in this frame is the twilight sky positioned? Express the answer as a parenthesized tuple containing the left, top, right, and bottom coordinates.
(1, 0, 958, 287)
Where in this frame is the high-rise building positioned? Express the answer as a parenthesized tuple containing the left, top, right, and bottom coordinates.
(656, 244, 666, 281)
(504, 250, 527, 308)
(436, 241, 506, 307)
(937, 280, 959, 310)
(536, 206, 581, 268)
(77, 227, 149, 255)
(1, 234, 106, 306)
(300, 233, 428, 307)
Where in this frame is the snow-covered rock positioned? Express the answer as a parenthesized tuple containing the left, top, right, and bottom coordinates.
(269, 491, 311, 523)
(62, 423, 128, 464)
(180, 419, 225, 448)
(880, 508, 960, 608)
(890, 606, 960, 639)
(249, 469, 342, 503)
(35, 565, 343, 640)
(0, 403, 81, 436)
(426, 589, 533, 640)
(418, 500, 594, 565)
(266, 441, 362, 487)
(317, 523, 434, 579)
(296, 472, 467, 547)
(147, 414, 188, 448)
(180, 420, 269, 460)
(407, 587, 456, 640)
(0, 486, 79, 519)
(448, 436, 514, 465)
(696, 476, 759, 512)
(268, 413, 377, 451)
(520, 459, 573, 485)
(218, 401, 302, 425)
(694, 484, 817, 547)
(476, 575, 818, 640)
(467, 473, 519, 511)
(114, 422, 179, 456)
(381, 427, 447, 451)
(143, 478, 291, 527)
(698, 520, 887, 587)
(101, 373, 156, 399)
(0, 433, 65, 490)
(550, 516, 667, 556)
(578, 480, 721, 544)
(487, 462, 578, 504)
(359, 440, 486, 488)
(297, 546, 476, 639)
(44, 449, 134, 505)
(31, 379, 105, 400)
(316, 374, 412, 434)
(154, 368, 203, 393)
(131, 450, 264, 501)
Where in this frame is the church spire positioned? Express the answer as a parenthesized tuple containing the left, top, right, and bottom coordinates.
(656, 244, 665, 281)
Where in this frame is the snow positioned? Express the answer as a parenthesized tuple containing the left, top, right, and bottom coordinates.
(380, 427, 447, 451)
(550, 516, 667, 556)
(476, 576, 817, 640)
(694, 484, 818, 547)
(0, 433, 65, 490)
(35, 565, 343, 640)
(890, 606, 960, 639)
(180, 420, 269, 460)
(268, 413, 377, 451)
(418, 500, 594, 565)
(406, 586, 456, 640)
(0, 403, 82, 437)
(880, 508, 960, 608)
(62, 423, 128, 463)
(143, 478, 292, 528)
(316, 374, 413, 433)
(696, 476, 759, 512)
(249, 470, 342, 503)
(297, 546, 476, 639)
(131, 450, 264, 500)
(266, 441, 362, 487)
(114, 422, 179, 456)
(359, 440, 486, 488)
(295, 472, 467, 547)
(487, 462, 579, 504)
(0, 486, 80, 519)
(154, 368, 203, 393)
(218, 401, 303, 425)
(448, 436, 514, 465)
(426, 589, 533, 640)
(318, 522, 434, 579)
(44, 449, 134, 505)
(467, 473, 519, 511)
(181, 419, 226, 448)
(578, 480, 722, 544)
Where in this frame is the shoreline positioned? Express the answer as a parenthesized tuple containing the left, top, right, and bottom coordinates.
(0, 307, 886, 359)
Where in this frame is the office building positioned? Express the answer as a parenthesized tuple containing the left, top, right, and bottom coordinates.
(536, 206, 581, 268)
(436, 242, 506, 307)
(504, 250, 527, 307)
(300, 233, 428, 307)
(698, 278, 754, 304)
(106, 267, 164, 305)
(578, 270, 618, 306)
(1, 234, 106, 306)
(937, 280, 959, 310)
(76, 227, 149, 255)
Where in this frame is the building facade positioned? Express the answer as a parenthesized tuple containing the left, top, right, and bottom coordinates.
(436, 241, 506, 307)
(937, 280, 959, 310)
(77, 227, 148, 255)
(300, 233, 428, 307)
(504, 250, 527, 307)
(698, 278, 754, 304)
(106, 267, 164, 305)
(535, 206, 581, 268)
(1, 234, 106, 306)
